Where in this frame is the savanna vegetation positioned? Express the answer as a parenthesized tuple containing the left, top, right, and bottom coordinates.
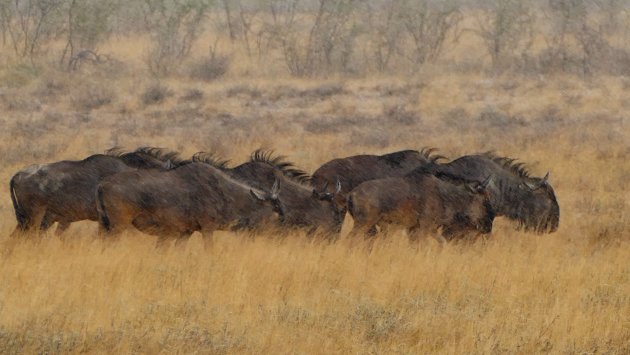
(0, 0, 628, 353)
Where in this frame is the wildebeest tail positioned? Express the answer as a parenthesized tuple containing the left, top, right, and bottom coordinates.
(96, 185, 111, 232)
(10, 175, 27, 230)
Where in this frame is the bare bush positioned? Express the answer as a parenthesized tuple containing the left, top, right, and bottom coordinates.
(71, 83, 115, 111)
(59, 0, 119, 69)
(188, 44, 229, 81)
(268, 0, 360, 76)
(541, 0, 630, 76)
(400, 0, 462, 68)
(142, 0, 212, 76)
(0, 0, 65, 61)
(142, 83, 172, 105)
(474, 0, 535, 70)
(180, 88, 204, 102)
(361, 1, 402, 73)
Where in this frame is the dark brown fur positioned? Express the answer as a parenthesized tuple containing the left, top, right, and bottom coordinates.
(347, 173, 494, 242)
(96, 163, 278, 245)
(10, 155, 134, 236)
(195, 150, 340, 235)
(10, 147, 184, 236)
(420, 153, 559, 233)
(311, 148, 445, 223)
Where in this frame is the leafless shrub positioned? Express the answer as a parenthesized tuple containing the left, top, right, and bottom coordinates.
(299, 83, 344, 99)
(189, 45, 229, 81)
(226, 85, 262, 99)
(0, 63, 41, 88)
(362, 1, 405, 73)
(71, 83, 115, 111)
(400, 0, 462, 68)
(142, 84, 172, 105)
(477, 107, 528, 131)
(303, 115, 365, 134)
(59, 0, 119, 69)
(1, 93, 42, 112)
(142, 0, 212, 76)
(382, 104, 418, 126)
(32, 72, 67, 101)
(180, 88, 204, 102)
(0, 0, 65, 61)
(539, 0, 630, 76)
(269, 0, 361, 76)
(474, 0, 535, 70)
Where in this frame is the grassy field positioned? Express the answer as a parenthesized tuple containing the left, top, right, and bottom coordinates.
(0, 28, 628, 353)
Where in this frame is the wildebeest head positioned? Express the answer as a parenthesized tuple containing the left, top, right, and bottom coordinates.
(444, 176, 496, 239)
(432, 154, 559, 234)
(516, 172, 559, 233)
(250, 179, 285, 222)
(312, 178, 344, 211)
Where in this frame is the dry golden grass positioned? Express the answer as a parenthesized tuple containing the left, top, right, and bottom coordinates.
(0, 31, 628, 353)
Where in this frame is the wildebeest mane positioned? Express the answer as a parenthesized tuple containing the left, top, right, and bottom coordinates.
(104, 146, 126, 157)
(192, 152, 231, 170)
(407, 164, 482, 186)
(249, 149, 312, 184)
(481, 152, 532, 179)
(379, 148, 446, 168)
(105, 146, 191, 167)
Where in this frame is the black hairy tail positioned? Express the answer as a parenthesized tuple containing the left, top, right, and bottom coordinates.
(96, 185, 111, 232)
(10, 175, 28, 230)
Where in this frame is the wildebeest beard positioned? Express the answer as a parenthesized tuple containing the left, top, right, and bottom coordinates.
(494, 178, 559, 233)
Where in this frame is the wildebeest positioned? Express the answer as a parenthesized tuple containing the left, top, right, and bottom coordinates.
(347, 172, 495, 243)
(311, 148, 445, 216)
(193, 149, 342, 236)
(421, 153, 559, 233)
(9, 147, 186, 236)
(96, 162, 279, 246)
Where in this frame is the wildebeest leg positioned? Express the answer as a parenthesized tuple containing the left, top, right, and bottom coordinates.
(29, 209, 47, 238)
(10, 205, 45, 238)
(201, 226, 215, 251)
(408, 225, 439, 244)
(39, 211, 56, 232)
(347, 223, 376, 248)
(55, 221, 71, 236)
(155, 236, 172, 249)
(173, 232, 193, 249)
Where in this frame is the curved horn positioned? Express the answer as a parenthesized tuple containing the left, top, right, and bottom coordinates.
(479, 175, 492, 189)
(271, 179, 280, 199)
(541, 172, 549, 184)
(334, 178, 342, 194)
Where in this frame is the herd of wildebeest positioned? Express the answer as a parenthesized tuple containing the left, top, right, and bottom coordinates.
(9, 147, 559, 246)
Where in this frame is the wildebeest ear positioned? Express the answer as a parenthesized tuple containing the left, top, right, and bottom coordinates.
(541, 172, 549, 185)
(250, 189, 267, 201)
(165, 159, 175, 170)
(479, 175, 492, 190)
(525, 172, 549, 190)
